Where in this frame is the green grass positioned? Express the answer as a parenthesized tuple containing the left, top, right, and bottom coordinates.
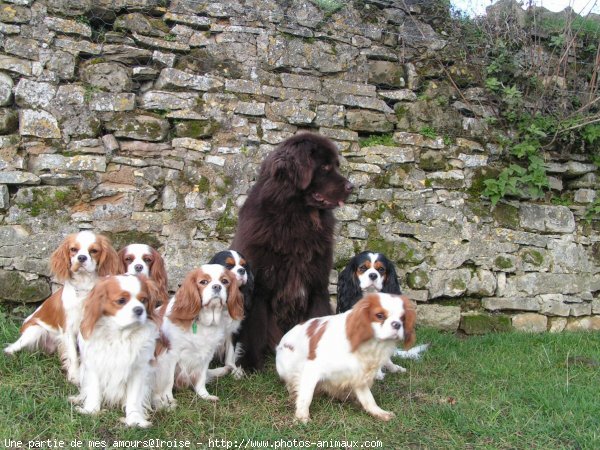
(358, 134, 396, 148)
(2, 307, 600, 449)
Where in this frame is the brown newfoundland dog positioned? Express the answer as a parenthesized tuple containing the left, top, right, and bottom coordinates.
(232, 132, 353, 371)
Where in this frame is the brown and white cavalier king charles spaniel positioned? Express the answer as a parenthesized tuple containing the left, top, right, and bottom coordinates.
(4, 231, 119, 384)
(276, 293, 416, 423)
(71, 274, 162, 428)
(153, 264, 244, 409)
(119, 243, 169, 304)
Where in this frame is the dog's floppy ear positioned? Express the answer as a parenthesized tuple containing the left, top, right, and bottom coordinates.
(225, 270, 244, 321)
(269, 139, 315, 190)
(96, 235, 120, 277)
(80, 281, 108, 340)
(138, 275, 162, 323)
(117, 247, 129, 274)
(169, 270, 202, 322)
(336, 259, 363, 313)
(345, 295, 376, 351)
(381, 256, 402, 295)
(50, 234, 73, 282)
(149, 247, 169, 304)
(401, 295, 417, 349)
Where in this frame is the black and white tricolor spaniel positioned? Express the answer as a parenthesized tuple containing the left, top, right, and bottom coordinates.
(208, 250, 254, 378)
(71, 274, 162, 428)
(336, 251, 401, 313)
(337, 251, 428, 375)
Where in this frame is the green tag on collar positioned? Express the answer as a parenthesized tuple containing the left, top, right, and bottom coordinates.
(192, 321, 197, 334)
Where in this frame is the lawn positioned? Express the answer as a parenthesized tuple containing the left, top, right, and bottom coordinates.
(1, 307, 599, 449)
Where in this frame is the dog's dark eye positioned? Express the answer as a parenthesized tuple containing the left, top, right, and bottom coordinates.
(358, 265, 367, 273)
(199, 280, 209, 286)
(143, 257, 152, 264)
(70, 247, 78, 253)
(225, 264, 234, 270)
(375, 313, 385, 320)
(117, 298, 127, 305)
(125, 256, 134, 263)
(221, 278, 229, 285)
(377, 267, 385, 274)
(89, 249, 98, 254)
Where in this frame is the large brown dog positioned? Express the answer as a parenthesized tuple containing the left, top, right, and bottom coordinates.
(232, 132, 353, 371)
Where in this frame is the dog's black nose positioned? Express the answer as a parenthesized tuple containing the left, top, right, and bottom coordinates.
(134, 264, 144, 272)
(369, 273, 378, 281)
(237, 268, 246, 276)
(391, 321, 401, 330)
(212, 284, 222, 292)
(133, 306, 144, 316)
(77, 255, 87, 263)
(345, 181, 354, 193)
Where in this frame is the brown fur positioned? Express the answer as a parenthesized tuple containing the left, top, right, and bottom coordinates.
(94, 235, 120, 277)
(345, 294, 381, 352)
(168, 267, 244, 330)
(224, 269, 244, 321)
(232, 132, 353, 371)
(400, 295, 417, 350)
(49, 232, 119, 282)
(118, 245, 169, 303)
(20, 288, 65, 335)
(80, 275, 161, 339)
(168, 269, 204, 330)
(306, 319, 328, 360)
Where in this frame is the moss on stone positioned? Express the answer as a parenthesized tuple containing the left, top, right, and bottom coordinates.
(407, 269, 429, 289)
(492, 202, 520, 229)
(106, 230, 162, 251)
(215, 176, 233, 197)
(197, 175, 210, 194)
(215, 199, 238, 237)
(494, 255, 514, 270)
(460, 313, 513, 335)
(175, 119, 220, 139)
(395, 104, 408, 121)
(592, 243, 600, 265)
(521, 248, 544, 267)
(175, 48, 243, 79)
(419, 151, 446, 171)
(449, 278, 467, 291)
(0, 270, 51, 303)
(17, 187, 79, 217)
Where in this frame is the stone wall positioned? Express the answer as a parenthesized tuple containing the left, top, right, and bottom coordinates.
(0, 0, 598, 333)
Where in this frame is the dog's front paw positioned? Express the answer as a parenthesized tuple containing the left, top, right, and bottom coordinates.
(230, 365, 245, 380)
(75, 406, 99, 415)
(198, 393, 219, 402)
(294, 412, 311, 424)
(68, 394, 84, 405)
(67, 369, 80, 386)
(373, 410, 395, 421)
(121, 415, 151, 428)
(386, 363, 407, 374)
(152, 394, 177, 411)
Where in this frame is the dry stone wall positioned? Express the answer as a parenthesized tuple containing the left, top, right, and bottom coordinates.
(0, 0, 598, 333)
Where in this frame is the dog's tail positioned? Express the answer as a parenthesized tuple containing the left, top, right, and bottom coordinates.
(394, 343, 430, 360)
